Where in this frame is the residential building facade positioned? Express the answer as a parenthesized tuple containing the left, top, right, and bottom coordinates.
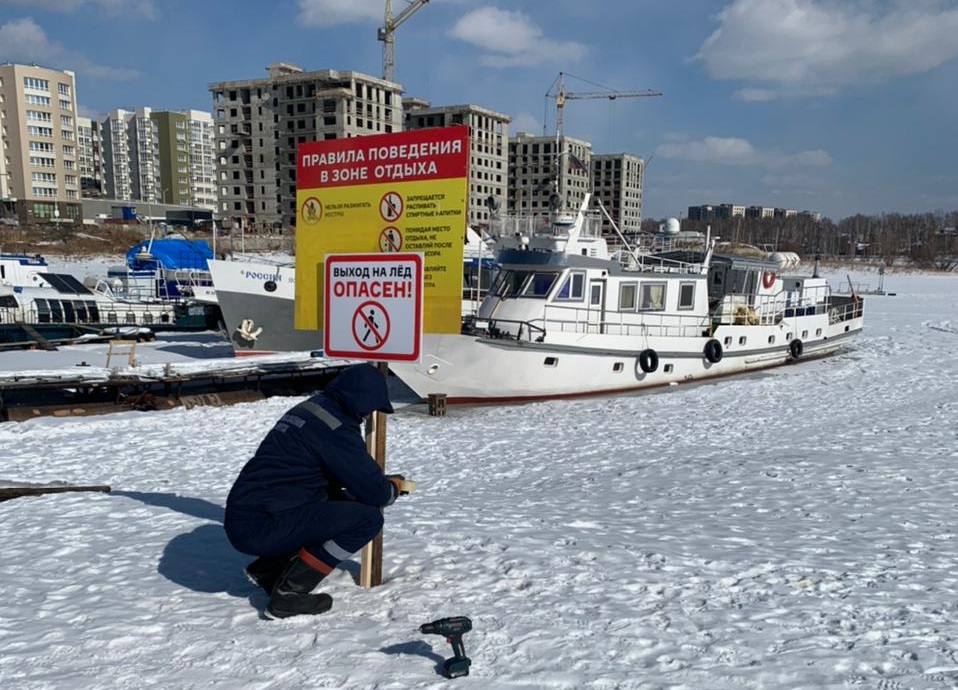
(0, 63, 81, 224)
(591, 153, 645, 235)
(76, 116, 103, 197)
(507, 132, 592, 218)
(209, 63, 404, 229)
(404, 103, 510, 227)
(152, 109, 216, 210)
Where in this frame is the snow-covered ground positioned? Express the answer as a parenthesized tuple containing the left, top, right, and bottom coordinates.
(1, 269, 957, 689)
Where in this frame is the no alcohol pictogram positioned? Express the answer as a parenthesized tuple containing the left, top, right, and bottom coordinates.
(379, 192, 404, 222)
(379, 227, 403, 252)
(352, 301, 391, 351)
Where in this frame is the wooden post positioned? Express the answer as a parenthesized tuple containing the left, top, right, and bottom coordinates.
(360, 362, 389, 588)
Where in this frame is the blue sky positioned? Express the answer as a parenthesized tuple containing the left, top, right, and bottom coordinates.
(2, 0, 957, 221)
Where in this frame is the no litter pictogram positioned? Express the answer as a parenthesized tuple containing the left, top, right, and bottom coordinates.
(379, 227, 403, 252)
(353, 301, 390, 351)
(379, 192, 404, 222)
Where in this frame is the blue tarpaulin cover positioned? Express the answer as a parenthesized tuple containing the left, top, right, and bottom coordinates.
(126, 239, 213, 271)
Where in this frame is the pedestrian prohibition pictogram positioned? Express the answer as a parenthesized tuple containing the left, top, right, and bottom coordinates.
(379, 227, 403, 252)
(353, 301, 390, 351)
(379, 191, 403, 222)
(323, 253, 423, 362)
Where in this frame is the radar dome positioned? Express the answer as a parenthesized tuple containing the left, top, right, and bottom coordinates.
(663, 217, 680, 236)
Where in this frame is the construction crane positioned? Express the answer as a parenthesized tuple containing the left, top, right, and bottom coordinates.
(545, 71, 663, 137)
(378, 0, 431, 82)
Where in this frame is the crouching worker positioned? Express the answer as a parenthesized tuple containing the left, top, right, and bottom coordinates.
(224, 363, 405, 619)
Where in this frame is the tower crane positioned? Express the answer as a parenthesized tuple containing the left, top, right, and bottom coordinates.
(545, 71, 663, 137)
(378, 0, 431, 82)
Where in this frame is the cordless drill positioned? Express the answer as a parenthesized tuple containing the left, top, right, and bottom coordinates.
(420, 616, 472, 678)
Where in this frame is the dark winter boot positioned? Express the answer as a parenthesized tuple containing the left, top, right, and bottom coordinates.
(244, 555, 290, 594)
(265, 554, 334, 619)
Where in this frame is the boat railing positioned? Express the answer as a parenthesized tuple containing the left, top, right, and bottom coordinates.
(3, 297, 177, 327)
(710, 284, 859, 326)
(484, 318, 547, 342)
(825, 295, 864, 323)
(485, 304, 710, 341)
(546, 303, 710, 338)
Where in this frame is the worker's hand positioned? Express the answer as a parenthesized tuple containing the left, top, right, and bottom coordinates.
(386, 474, 410, 496)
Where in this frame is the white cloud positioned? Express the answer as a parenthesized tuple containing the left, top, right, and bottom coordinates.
(0, 18, 139, 80)
(509, 112, 540, 136)
(696, 0, 958, 97)
(449, 7, 587, 67)
(657, 136, 832, 168)
(0, 0, 156, 18)
(657, 136, 759, 165)
(297, 0, 385, 27)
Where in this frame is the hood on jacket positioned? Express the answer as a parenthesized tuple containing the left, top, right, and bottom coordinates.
(324, 363, 394, 419)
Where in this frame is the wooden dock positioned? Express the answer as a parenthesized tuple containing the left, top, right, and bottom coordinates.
(0, 354, 359, 422)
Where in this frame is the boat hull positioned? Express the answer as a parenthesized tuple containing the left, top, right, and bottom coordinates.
(207, 260, 323, 355)
(390, 316, 863, 403)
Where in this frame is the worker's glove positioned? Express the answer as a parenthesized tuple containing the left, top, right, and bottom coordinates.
(386, 474, 409, 498)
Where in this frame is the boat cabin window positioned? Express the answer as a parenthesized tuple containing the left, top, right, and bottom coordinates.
(590, 282, 603, 306)
(554, 271, 585, 301)
(678, 283, 695, 310)
(522, 273, 558, 298)
(34, 298, 50, 322)
(49, 299, 63, 322)
(619, 283, 637, 310)
(639, 283, 666, 311)
(492, 270, 557, 299)
(62, 300, 76, 322)
(0, 293, 18, 309)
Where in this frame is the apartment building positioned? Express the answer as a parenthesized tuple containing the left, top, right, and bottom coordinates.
(209, 63, 404, 229)
(507, 132, 592, 218)
(404, 103, 510, 228)
(76, 116, 103, 197)
(591, 153, 645, 235)
(0, 63, 81, 224)
(151, 109, 216, 210)
(99, 107, 160, 202)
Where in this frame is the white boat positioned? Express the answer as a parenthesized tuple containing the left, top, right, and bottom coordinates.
(209, 227, 497, 355)
(0, 253, 219, 342)
(209, 195, 864, 403)
(388, 196, 863, 402)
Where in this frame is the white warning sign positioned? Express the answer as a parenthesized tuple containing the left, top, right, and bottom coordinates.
(323, 253, 423, 361)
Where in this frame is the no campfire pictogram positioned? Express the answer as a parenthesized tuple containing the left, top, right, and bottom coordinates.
(379, 227, 403, 252)
(301, 196, 322, 224)
(352, 301, 391, 351)
(379, 191, 404, 222)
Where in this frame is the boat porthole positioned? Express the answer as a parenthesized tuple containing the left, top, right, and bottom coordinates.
(638, 348, 659, 374)
(264, 280, 277, 292)
(789, 338, 803, 360)
(704, 338, 723, 363)
(427, 364, 440, 375)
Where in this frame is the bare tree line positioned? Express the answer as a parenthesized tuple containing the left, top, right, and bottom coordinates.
(642, 210, 958, 270)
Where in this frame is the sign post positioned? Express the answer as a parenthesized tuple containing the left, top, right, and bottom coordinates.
(296, 127, 466, 589)
(324, 253, 423, 587)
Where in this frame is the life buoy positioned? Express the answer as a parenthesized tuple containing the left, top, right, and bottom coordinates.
(704, 339, 723, 363)
(789, 338, 803, 360)
(638, 348, 659, 374)
(762, 271, 776, 289)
